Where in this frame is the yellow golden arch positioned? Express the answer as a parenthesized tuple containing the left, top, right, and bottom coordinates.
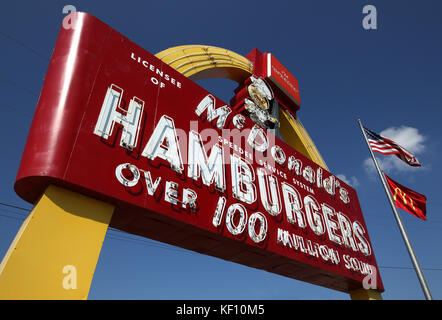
(156, 45, 328, 169)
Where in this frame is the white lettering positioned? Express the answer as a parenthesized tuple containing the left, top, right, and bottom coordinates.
(257, 168, 281, 216)
(195, 94, 231, 129)
(188, 131, 225, 192)
(141, 115, 184, 174)
(94, 84, 144, 150)
(230, 154, 256, 204)
(248, 212, 268, 243)
(304, 195, 325, 236)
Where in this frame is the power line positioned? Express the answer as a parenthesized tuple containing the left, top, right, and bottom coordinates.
(0, 203, 194, 256)
(0, 201, 32, 212)
(0, 77, 40, 97)
(0, 30, 50, 61)
(0, 207, 28, 218)
(0, 202, 441, 272)
(107, 234, 195, 256)
(1, 104, 33, 118)
(0, 29, 46, 117)
(107, 227, 196, 255)
(0, 212, 26, 222)
(379, 265, 442, 271)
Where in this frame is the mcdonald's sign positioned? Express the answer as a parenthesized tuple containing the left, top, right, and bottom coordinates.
(12, 12, 383, 294)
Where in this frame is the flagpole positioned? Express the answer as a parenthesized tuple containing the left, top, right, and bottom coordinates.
(358, 119, 433, 300)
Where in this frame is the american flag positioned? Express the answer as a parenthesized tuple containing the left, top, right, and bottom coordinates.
(364, 127, 421, 167)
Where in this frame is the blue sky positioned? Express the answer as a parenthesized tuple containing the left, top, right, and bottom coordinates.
(0, 0, 441, 300)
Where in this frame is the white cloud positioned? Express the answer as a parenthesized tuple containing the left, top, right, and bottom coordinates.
(363, 126, 427, 175)
(379, 126, 426, 154)
(336, 174, 360, 188)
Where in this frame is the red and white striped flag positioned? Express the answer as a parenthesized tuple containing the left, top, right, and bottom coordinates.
(363, 127, 421, 167)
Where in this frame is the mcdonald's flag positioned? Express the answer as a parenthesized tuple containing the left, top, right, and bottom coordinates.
(384, 174, 427, 220)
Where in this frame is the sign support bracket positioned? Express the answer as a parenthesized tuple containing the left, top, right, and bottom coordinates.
(0, 185, 114, 299)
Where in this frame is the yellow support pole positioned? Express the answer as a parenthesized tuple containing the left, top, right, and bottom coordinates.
(350, 289, 383, 300)
(278, 108, 328, 170)
(0, 185, 114, 299)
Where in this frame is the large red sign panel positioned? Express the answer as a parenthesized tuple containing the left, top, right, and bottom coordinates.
(15, 12, 383, 293)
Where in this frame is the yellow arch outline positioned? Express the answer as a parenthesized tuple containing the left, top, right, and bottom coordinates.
(156, 45, 328, 169)
(155, 45, 253, 83)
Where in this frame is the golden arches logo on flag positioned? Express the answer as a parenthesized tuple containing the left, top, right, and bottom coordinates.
(384, 174, 427, 220)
